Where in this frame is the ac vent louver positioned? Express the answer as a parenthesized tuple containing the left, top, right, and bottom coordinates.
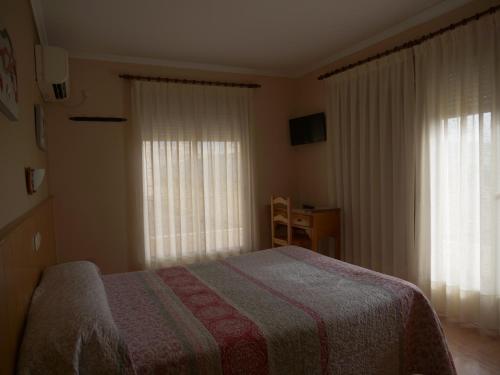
(52, 83, 67, 100)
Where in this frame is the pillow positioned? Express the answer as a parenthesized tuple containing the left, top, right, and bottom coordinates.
(17, 261, 134, 375)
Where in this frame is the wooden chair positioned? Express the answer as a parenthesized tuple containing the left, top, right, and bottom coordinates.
(271, 196, 291, 247)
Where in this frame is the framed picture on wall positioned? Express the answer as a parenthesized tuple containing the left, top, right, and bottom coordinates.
(0, 22, 19, 121)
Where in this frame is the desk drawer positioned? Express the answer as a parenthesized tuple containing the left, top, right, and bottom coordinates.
(292, 214, 312, 227)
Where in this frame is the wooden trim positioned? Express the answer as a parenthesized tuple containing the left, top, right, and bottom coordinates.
(119, 74, 261, 88)
(0, 198, 57, 374)
(318, 4, 500, 80)
(0, 198, 53, 241)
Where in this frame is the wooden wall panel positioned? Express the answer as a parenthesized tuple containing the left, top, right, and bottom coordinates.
(0, 198, 56, 374)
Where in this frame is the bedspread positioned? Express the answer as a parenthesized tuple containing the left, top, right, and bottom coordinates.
(103, 246, 455, 375)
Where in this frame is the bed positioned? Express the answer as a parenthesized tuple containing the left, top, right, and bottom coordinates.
(16, 244, 456, 375)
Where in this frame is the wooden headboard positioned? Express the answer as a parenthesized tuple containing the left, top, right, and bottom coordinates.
(0, 198, 56, 374)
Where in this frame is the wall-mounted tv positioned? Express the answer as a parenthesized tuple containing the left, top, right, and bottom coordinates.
(289, 112, 326, 146)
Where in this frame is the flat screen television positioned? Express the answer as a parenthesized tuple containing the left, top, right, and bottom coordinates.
(289, 113, 326, 146)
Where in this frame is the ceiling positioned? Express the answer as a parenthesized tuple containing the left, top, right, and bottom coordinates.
(33, 0, 469, 77)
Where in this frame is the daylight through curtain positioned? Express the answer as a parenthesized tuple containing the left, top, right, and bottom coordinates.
(415, 12, 500, 332)
(132, 81, 255, 268)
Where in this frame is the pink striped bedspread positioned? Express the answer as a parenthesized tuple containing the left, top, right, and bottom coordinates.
(103, 246, 455, 375)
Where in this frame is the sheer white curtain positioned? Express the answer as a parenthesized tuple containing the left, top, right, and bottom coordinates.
(131, 81, 255, 268)
(415, 13, 500, 332)
(326, 50, 417, 279)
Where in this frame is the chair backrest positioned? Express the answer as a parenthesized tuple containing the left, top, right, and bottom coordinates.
(270, 196, 291, 246)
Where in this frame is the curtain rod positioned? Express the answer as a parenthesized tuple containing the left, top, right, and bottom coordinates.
(318, 4, 500, 81)
(119, 74, 261, 88)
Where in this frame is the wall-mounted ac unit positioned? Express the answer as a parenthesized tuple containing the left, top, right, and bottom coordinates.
(35, 45, 70, 101)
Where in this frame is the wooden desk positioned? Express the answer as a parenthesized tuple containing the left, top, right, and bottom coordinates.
(290, 208, 341, 259)
(271, 202, 341, 259)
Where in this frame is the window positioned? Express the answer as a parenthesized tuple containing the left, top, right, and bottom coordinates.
(142, 139, 244, 260)
(429, 113, 492, 292)
(133, 82, 254, 267)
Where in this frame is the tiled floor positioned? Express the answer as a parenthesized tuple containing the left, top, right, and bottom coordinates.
(441, 320, 500, 374)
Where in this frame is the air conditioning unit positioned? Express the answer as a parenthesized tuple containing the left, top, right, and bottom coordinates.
(35, 45, 70, 101)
